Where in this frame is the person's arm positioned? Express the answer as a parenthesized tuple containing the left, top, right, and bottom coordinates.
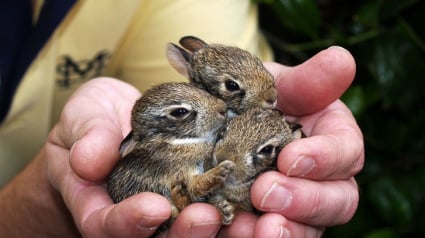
(0, 149, 81, 238)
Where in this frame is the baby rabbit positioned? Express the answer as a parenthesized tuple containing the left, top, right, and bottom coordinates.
(106, 82, 235, 232)
(208, 107, 302, 224)
(167, 36, 277, 117)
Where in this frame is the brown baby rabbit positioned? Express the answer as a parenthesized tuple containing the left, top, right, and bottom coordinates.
(208, 107, 302, 224)
(106, 82, 236, 233)
(167, 36, 277, 117)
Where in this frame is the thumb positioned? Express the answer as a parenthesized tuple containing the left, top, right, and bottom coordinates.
(265, 46, 356, 116)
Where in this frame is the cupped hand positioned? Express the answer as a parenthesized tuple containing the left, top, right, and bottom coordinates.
(45, 78, 223, 238)
(219, 46, 364, 237)
(45, 45, 364, 238)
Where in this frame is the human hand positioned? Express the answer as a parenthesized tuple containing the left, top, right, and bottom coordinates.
(218, 46, 364, 237)
(46, 45, 363, 238)
(45, 78, 224, 238)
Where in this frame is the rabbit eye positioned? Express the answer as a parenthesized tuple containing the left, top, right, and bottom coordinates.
(164, 104, 193, 120)
(170, 107, 190, 118)
(259, 145, 275, 155)
(224, 80, 240, 92)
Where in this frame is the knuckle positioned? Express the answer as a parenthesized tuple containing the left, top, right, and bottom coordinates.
(339, 181, 360, 224)
(294, 179, 360, 226)
(347, 130, 365, 177)
(325, 127, 365, 179)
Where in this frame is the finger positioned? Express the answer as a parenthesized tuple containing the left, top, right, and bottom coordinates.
(58, 77, 140, 148)
(52, 77, 140, 182)
(101, 193, 171, 238)
(63, 175, 172, 238)
(255, 213, 324, 238)
(46, 126, 74, 190)
(69, 124, 123, 182)
(265, 46, 356, 116)
(278, 100, 364, 180)
(217, 212, 257, 238)
(161, 203, 222, 238)
(47, 136, 172, 238)
(251, 171, 359, 226)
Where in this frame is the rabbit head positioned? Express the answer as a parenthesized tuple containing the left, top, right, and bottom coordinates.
(167, 36, 277, 116)
(130, 82, 227, 143)
(212, 107, 301, 185)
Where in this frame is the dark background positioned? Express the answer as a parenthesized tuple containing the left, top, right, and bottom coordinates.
(256, 0, 425, 237)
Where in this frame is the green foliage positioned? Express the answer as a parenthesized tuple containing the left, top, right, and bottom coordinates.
(256, 0, 425, 237)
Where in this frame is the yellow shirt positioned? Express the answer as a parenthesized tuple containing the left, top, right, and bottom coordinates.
(0, 0, 272, 186)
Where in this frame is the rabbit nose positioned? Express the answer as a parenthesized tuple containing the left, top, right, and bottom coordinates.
(262, 88, 277, 109)
(216, 100, 227, 118)
(266, 98, 276, 106)
(262, 98, 276, 109)
(219, 110, 226, 118)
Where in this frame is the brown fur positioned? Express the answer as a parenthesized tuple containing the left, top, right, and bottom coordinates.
(106, 82, 234, 232)
(209, 107, 302, 224)
(167, 36, 277, 116)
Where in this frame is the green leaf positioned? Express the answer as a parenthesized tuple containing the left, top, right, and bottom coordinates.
(367, 177, 413, 225)
(364, 31, 425, 112)
(378, 0, 419, 20)
(363, 228, 399, 238)
(269, 0, 322, 39)
(341, 85, 366, 117)
(354, 0, 381, 27)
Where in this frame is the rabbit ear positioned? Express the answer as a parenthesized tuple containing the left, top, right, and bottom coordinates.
(166, 43, 191, 78)
(179, 36, 208, 52)
(119, 131, 138, 157)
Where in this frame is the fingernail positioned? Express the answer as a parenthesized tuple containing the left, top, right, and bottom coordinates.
(190, 222, 221, 238)
(136, 216, 168, 232)
(136, 224, 158, 231)
(328, 45, 350, 54)
(69, 139, 81, 158)
(287, 156, 315, 177)
(279, 226, 291, 238)
(260, 182, 292, 211)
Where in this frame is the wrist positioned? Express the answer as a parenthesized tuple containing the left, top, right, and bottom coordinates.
(0, 147, 81, 238)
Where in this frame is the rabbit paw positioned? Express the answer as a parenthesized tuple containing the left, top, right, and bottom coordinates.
(217, 199, 235, 225)
(171, 173, 191, 211)
(217, 160, 235, 179)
